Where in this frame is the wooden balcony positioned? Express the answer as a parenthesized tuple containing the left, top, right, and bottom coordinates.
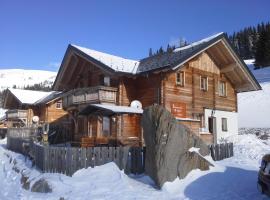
(62, 86, 118, 109)
(6, 109, 28, 119)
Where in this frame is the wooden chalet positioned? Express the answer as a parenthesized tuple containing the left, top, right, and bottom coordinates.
(53, 32, 261, 146)
(3, 88, 68, 127)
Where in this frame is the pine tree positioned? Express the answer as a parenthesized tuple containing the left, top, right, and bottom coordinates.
(255, 28, 270, 68)
(158, 46, 164, 54)
(149, 48, 153, 57)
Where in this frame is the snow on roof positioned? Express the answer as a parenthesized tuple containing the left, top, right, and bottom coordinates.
(34, 91, 62, 105)
(92, 104, 143, 114)
(8, 88, 54, 105)
(71, 45, 140, 74)
(173, 32, 224, 52)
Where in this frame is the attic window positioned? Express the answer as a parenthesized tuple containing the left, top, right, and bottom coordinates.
(219, 81, 227, 97)
(200, 76, 208, 91)
(176, 71, 185, 86)
(99, 75, 111, 86)
(56, 101, 62, 109)
(104, 76, 110, 86)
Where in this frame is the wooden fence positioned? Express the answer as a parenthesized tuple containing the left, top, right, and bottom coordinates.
(7, 127, 37, 138)
(6, 127, 37, 155)
(31, 142, 145, 176)
(6, 128, 233, 175)
(209, 143, 233, 161)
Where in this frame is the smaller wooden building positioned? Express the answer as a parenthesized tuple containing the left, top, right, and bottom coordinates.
(3, 88, 68, 127)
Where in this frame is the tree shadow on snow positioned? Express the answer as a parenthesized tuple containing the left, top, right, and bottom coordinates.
(184, 166, 268, 200)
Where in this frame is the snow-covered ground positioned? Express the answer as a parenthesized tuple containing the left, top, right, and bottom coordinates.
(238, 60, 270, 128)
(0, 129, 269, 200)
(0, 108, 6, 119)
(0, 69, 56, 91)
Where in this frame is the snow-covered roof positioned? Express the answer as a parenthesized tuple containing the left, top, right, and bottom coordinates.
(136, 32, 226, 73)
(34, 91, 62, 105)
(7, 88, 55, 105)
(54, 32, 261, 92)
(71, 45, 139, 74)
(173, 32, 224, 52)
(80, 104, 143, 115)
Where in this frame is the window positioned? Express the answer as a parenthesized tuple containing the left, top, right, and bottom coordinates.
(200, 76, 208, 91)
(102, 116, 111, 136)
(222, 118, 228, 131)
(56, 101, 62, 109)
(208, 117, 214, 134)
(219, 81, 227, 97)
(104, 76, 110, 86)
(176, 71, 185, 86)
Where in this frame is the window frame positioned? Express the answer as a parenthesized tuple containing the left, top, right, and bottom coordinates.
(219, 81, 227, 97)
(102, 116, 111, 137)
(200, 76, 208, 91)
(55, 100, 62, 109)
(176, 71, 185, 86)
(221, 118, 228, 132)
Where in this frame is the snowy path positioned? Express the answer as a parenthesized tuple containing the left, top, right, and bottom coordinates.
(0, 133, 269, 200)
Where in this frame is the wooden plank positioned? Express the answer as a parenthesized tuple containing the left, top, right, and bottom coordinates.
(81, 148, 86, 168)
(94, 147, 100, 166)
(114, 147, 120, 169)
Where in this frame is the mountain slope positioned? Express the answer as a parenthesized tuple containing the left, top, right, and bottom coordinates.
(238, 60, 270, 128)
(0, 69, 56, 91)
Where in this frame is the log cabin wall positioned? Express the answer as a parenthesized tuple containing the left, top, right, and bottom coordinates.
(69, 58, 119, 89)
(117, 75, 161, 146)
(45, 100, 68, 123)
(163, 52, 237, 136)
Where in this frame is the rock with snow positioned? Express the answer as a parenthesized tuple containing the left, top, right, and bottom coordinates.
(31, 178, 52, 193)
(141, 105, 211, 188)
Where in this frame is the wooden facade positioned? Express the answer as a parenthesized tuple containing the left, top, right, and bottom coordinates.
(53, 33, 260, 146)
(3, 89, 68, 128)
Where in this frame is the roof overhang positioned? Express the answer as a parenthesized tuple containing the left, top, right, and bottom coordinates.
(53, 33, 261, 93)
(3, 89, 22, 109)
(79, 104, 143, 116)
(172, 36, 261, 93)
(53, 45, 128, 90)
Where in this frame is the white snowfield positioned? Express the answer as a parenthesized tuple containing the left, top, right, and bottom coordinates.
(0, 69, 56, 91)
(238, 60, 270, 128)
(0, 131, 269, 200)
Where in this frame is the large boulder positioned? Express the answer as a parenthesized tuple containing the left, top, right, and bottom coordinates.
(31, 178, 52, 193)
(142, 105, 212, 188)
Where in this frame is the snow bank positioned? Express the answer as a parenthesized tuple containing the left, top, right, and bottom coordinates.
(238, 82, 270, 128)
(1, 129, 269, 199)
(0, 108, 6, 119)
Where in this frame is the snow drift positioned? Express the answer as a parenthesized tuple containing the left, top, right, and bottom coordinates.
(0, 129, 269, 199)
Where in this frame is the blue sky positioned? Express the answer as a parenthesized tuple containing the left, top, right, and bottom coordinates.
(0, 0, 269, 71)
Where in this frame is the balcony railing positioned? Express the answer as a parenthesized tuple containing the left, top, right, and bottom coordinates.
(6, 109, 28, 119)
(62, 86, 118, 109)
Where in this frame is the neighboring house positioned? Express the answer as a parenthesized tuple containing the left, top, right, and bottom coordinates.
(3, 88, 68, 127)
(53, 32, 261, 146)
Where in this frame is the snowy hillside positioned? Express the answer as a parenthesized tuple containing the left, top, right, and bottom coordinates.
(238, 60, 270, 128)
(0, 69, 56, 91)
(0, 129, 269, 199)
(245, 59, 270, 83)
